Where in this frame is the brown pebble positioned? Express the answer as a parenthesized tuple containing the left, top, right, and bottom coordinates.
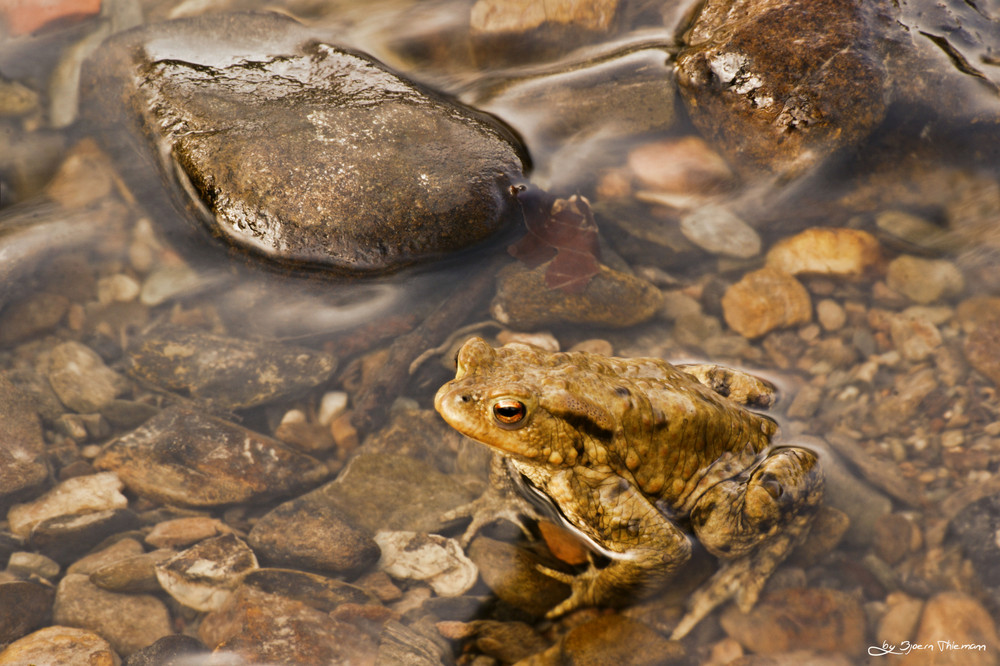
(722, 267, 812, 338)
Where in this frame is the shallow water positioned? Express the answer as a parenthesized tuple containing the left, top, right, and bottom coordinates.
(1, 0, 1000, 664)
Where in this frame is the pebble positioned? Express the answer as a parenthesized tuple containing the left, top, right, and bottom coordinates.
(567, 338, 614, 356)
(53, 573, 172, 657)
(144, 516, 228, 550)
(491, 263, 663, 329)
(679, 205, 761, 258)
(765, 228, 882, 277)
(873, 513, 922, 565)
(378, 619, 454, 666)
(963, 316, 1000, 386)
(154, 534, 258, 612)
(0, 375, 49, 507)
(816, 298, 846, 331)
(44, 340, 127, 414)
(886, 255, 965, 304)
(7, 472, 127, 538)
(628, 136, 735, 195)
(0, 580, 54, 645)
(6, 552, 59, 580)
(0, 626, 119, 665)
(318, 391, 349, 426)
(561, 614, 685, 665)
(497, 330, 561, 352)
(274, 410, 335, 453)
(890, 313, 943, 362)
(121, 634, 209, 666)
(90, 549, 174, 594)
(876, 592, 924, 646)
(94, 406, 329, 507)
(374, 531, 478, 597)
(720, 588, 866, 655)
(902, 592, 1000, 665)
(0, 292, 70, 345)
(466, 536, 569, 617)
(96, 274, 140, 304)
(248, 494, 380, 575)
(138, 264, 203, 306)
(126, 327, 337, 410)
(721, 267, 812, 338)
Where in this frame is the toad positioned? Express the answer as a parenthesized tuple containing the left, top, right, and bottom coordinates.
(434, 337, 823, 638)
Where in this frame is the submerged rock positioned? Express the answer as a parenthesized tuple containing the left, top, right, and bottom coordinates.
(721, 267, 812, 338)
(126, 327, 337, 410)
(53, 573, 172, 657)
(0, 375, 49, 509)
(7, 472, 128, 539)
(675, 0, 888, 174)
(155, 535, 258, 612)
(81, 12, 526, 274)
(94, 406, 329, 507)
(491, 262, 663, 329)
(0, 626, 119, 665)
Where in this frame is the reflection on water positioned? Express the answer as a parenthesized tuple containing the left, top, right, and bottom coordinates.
(1, 0, 999, 663)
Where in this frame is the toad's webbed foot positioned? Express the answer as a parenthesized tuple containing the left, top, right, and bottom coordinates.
(673, 446, 823, 639)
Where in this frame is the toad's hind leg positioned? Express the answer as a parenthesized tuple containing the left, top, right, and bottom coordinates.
(672, 446, 823, 639)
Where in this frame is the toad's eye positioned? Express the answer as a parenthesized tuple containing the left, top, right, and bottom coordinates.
(492, 399, 527, 427)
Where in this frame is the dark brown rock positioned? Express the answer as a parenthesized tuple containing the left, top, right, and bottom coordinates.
(94, 406, 329, 507)
(29, 508, 142, 565)
(467, 536, 569, 617)
(0, 580, 54, 645)
(122, 634, 209, 666)
(126, 327, 337, 410)
(491, 262, 663, 329)
(0, 374, 48, 509)
(248, 497, 380, 575)
(676, 0, 888, 174)
(81, 12, 525, 275)
(198, 576, 384, 664)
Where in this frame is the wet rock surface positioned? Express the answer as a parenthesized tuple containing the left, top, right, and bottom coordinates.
(676, 0, 888, 174)
(94, 406, 329, 507)
(81, 12, 526, 274)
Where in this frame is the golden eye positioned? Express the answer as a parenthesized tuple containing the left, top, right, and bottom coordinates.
(492, 399, 527, 427)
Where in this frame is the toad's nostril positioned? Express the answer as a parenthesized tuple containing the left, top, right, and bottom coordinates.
(460, 394, 471, 403)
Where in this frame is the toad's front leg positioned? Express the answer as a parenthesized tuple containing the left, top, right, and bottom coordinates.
(540, 469, 694, 618)
(675, 446, 823, 639)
